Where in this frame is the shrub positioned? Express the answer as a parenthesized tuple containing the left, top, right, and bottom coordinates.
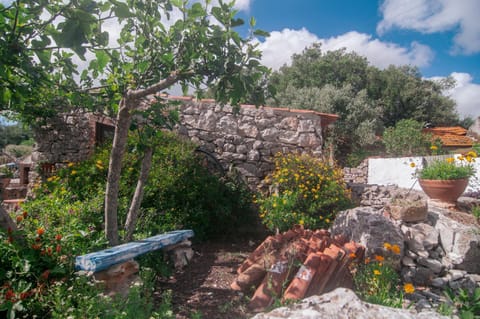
(135, 133, 255, 240)
(382, 119, 431, 156)
(256, 152, 352, 233)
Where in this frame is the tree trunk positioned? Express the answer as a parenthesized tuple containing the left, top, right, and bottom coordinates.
(104, 98, 132, 246)
(124, 146, 153, 242)
(0, 204, 17, 233)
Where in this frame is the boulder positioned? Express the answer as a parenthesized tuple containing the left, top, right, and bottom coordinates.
(331, 207, 404, 264)
(250, 288, 448, 319)
(386, 193, 428, 222)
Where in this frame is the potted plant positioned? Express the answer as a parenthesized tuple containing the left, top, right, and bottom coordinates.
(411, 151, 477, 203)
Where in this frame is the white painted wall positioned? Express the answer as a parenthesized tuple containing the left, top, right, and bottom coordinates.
(367, 155, 480, 192)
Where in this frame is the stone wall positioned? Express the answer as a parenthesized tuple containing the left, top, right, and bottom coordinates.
(30, 100, 338, 190)
(175, 99, 337, 188)
(343, 159, 368, 185)
(32, 112, 113, 164)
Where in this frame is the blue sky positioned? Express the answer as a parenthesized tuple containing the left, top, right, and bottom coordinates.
(1, 0, 478, 119)
(233, 0, 480, 118)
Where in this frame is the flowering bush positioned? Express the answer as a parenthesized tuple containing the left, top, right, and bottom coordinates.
(256, 153, 352, 233)
(411, 151, 477, 180)
(353, 242, 414, 308)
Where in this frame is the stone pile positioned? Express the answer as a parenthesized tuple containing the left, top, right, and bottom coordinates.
(231, 226, 364, 312)
(331, 186, 480, 310)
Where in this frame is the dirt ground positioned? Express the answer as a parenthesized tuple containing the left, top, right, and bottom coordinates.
(156, 239, 261, 319)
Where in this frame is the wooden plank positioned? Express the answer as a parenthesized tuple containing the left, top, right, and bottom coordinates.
(75, 230, 194, 272)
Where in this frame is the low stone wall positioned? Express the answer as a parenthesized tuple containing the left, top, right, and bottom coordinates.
(343, 159, 368, 185)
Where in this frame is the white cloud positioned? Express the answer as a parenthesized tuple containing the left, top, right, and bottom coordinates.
(256, 28, 320, 70)
(446, 73, 480, 118)
(256, 28, 434, 70)
(377, 0, 480, 54)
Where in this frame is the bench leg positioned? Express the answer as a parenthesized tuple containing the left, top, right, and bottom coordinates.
(94, 259, 140, 296)
(164, 239, 194, 269)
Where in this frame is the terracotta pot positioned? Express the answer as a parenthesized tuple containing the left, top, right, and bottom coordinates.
(418, 178, 469, 203)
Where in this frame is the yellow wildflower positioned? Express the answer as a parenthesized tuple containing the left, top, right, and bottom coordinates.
(391, 244, 401, 255)
(430, 145, 438, 151)
(373, 270, 381, 276)
(403, 283, 415, 294)
(409, 162, 416, 168)
(71, 170, 77, 175)
(446, 157, 455, 164)
(299, 219, 304, 225)
(383, 243, 392, 251)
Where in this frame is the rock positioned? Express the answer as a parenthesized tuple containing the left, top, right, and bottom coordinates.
(431, 277, 448, 288)
(402, 256, 416, 267)
(251, 288, 448, 319)
(448, 269, 466, 281)
(386, 194, 428, 222)
(331, 207, 404, 266)
(432, 209, 480, 273)
(417, 257, 444, 274)
(405, 224, 439, 252)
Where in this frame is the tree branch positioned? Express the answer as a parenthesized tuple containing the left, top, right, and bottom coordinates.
(127, 70, 191, 100)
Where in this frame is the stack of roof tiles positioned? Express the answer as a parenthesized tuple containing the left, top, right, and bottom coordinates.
(423, 126, 474, 147)
(231, 226, 365, 312)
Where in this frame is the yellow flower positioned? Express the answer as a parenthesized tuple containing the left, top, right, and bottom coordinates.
(430, 145, 438, 150)
(67, 162, 75, 167)
(409, 162, 416, 168)
(446, 157, 455, 164)
(71, 170, 77, 175)
(403, 283, 415, 294)
(373, 270, 381, 276)
(457, 155, 465, 161)
(299, 219, 304, 225)
(383, 243, 392, 251)
(325, 218, 330, 223)
(391, 244, 401, 255)
(467, 151, 477, 158)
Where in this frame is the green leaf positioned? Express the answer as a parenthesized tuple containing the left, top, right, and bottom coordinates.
(249, 16, 256, 28)
(253, 29, 270, 37)
(170, 0, 184, 8)
(230, 18, 244, 27)
(189, 3, 205, 18)
(95, 50, 111, 71)
(113, 2, 134, 19)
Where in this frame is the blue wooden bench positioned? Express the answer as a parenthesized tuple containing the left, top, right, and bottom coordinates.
(75, 230, 194, 272)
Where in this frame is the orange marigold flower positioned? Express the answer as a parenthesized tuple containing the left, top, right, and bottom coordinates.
(16, 215, 23, 223)
(391, 244, 401, 254)
(5, 289, 16, 301)
(349, 252, 357, 259)
(383, 243, 392, 250)
(374, 255, 384, 262)
(37, 227, 45, 236)
(41, 270, 50, 280)
(364, 257, 371, 264)
(404, 283, 415, 294)
(373, 269, 381, 276)
(31, 243, 41, 250)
